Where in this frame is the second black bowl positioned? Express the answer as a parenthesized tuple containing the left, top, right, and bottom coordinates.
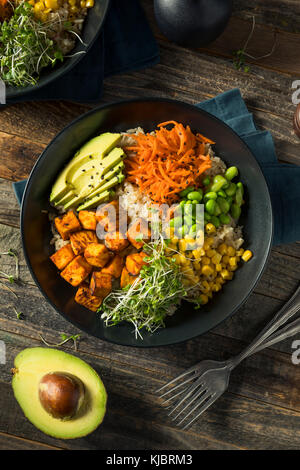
(21, 98, 273, 347)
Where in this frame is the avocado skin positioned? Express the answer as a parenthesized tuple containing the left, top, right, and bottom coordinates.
(12, 347, 107, 439)
(50, 132, 121, 204)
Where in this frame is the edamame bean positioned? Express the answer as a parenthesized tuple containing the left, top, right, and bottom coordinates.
(169, 218, 175, 227)
(237, 182, 244, 195)
(235, 187, 244, 206)
(202, 176, 210, 186)
(226, 196, 233, 206)
(214, 202, 221, 216)
(189, 224, 198, 237)
(179, 200, 186, 208)
(222, 181, 230, 190)
(187, 190, 203, 201)
(173, 216, 183, 227)
(192, 199, 199, 205)
(176, 226, 186, 238)
(225, 166, 238, 181)
(205, 199, 216, 215)
(204, 212, 211, 222)
(225, 182, 236, 197)
(203, 191, 217, 201)
(210, 174, 227, 192)
(184, 215, 193, 227)
(219, 213, 230, 225)
(231, 203, 241, 220)
(217, 190, 227, 198)
(179, 186, 194, 198)
(216, 197, 230, 214)
(211, 215, 220, 228)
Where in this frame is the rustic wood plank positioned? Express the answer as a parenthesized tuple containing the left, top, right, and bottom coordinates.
(1, 332, 299, 450)
(0, 179, 20, 228)
(0, 432, 62, 450)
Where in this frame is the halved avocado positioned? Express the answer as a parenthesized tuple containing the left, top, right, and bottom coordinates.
(12, 348, 107, 440)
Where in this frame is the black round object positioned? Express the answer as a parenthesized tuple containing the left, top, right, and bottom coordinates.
(21, 98, 273, 348)
(6, 0, 110, 100)
(154, 0, 232, 47)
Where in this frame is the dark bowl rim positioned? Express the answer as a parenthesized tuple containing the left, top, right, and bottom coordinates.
(20, 97, 274, 348)
(5, 0, 111, 99)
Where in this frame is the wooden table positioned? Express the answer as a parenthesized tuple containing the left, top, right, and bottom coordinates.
(0, 0, 300, 451)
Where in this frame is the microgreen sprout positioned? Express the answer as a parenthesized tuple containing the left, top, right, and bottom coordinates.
(99, 236, 187, 339)
(13, 308, 23, 320)
(39, 333, 81, 351)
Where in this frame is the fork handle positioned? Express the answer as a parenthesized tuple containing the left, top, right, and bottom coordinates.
(251, 316, 300, 354)
(229, 283, 300, 369)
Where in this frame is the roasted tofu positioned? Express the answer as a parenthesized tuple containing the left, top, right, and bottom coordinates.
(127, 218, 151, 249)
(101, 254, 124, 278)
(105, 231, 129, 252)
(78, 210, 97, 231)
(125, 252, 148, 276)
(75, 285, 103, 312)
(84, 243, 111, 268)
(70, 230, 98, 255)
(54, 211, 81, 240)
(90, 272, 112, 297)
(50, 243, 75, 270)
(96, 200, 119, 232)
(60, 255, 92, 286)
(120, 267, 139, 289)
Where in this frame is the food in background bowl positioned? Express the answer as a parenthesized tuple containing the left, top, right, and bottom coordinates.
(49, 121, 253, 339)
(0, 0, 94, 87)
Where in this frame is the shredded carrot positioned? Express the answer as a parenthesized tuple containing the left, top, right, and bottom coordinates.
(124, 121, 213, 204)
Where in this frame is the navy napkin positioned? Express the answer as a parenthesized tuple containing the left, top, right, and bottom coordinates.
(7, 0, 159, 103)
(13, 89, 300, 246)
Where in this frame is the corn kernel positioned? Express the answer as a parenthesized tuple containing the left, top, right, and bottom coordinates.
(207, 249, 217, 258)
(227, 246, 236, 257)
(34, 2, 44, 13)
(193, 260, 201, 271)
(215, 263, 222, 272)
(242, 250, 253, 262)
(45, 0, 59, 8)
(202, 256, 210, 265)
(222, 255, 230, 265)
(212, 253, 222, 265)
(179, 239, 187, 251)
(86, 0, 94, 6)
(80, 0, 86, 6)
(218, 243, 227, 255)
(202, 280, 210, 290)
(237, 248, 245, 256)
(202, 265, 214, 276)
(199, 294, 209, 305)
(205, 223, 216, 234)
(171, 237, 179, 245)
(229, 256, 238, 267)
(70, 5, 78, 12)
(220, 269, 231, 280)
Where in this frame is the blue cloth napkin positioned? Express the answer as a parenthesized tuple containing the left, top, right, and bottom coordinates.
(7, 0, 159, 103)
(13, 89, 300, 245)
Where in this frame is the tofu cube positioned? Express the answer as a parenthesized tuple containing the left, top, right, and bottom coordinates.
(96, 200, 119, 232)
(70, 230, 98, 255)
(127, 218, 151, 249)
(54, 211, 81, 240)
(75, 285, 103, 312)
(84, 243, 111, 268)
(60, 255, 92, 286)
(120, 266, 139, 289)
(78, 210, 97, 231)
(105, 231, 129, 252)
(50, 243, 75, 270)
(125, 252, 148, 276)
(90, 272, 112, 297)
(101, 254, 124, 278)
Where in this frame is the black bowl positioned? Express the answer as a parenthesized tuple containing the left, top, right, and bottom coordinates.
(6, 0, 110, 100)
(21, 98, 273, 347)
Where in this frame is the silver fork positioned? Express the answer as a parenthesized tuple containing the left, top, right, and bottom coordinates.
(156, 284, 300, 430)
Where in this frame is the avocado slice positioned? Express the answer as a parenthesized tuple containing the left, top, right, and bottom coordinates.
(65, 175, 122, 210)
(54, 163, 124, 208)
(12, 348, 107, 440)
(77, 190, 114, 211)
(50, 133, 121, 204)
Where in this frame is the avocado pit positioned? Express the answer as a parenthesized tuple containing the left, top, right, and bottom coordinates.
(39, 372, 85, 420)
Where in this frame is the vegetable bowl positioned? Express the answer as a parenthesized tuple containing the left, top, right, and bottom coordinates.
(2, 0, 110, 99)
(21, 98, 273, 347)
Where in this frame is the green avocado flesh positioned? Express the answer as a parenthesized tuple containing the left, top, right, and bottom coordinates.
(50, 132, 123, 207)
(12, 348, 107, 440)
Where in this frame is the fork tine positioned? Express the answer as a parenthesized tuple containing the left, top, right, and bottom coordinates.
(171, 384, 206, 421)
(155, 366, 198, 394)
(158, 374, 197, 400)
(169, 381, 205, 417)
(181, 393, 217, 430)
(176, 390, 213, 427)
(160, 385, 190, 406)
